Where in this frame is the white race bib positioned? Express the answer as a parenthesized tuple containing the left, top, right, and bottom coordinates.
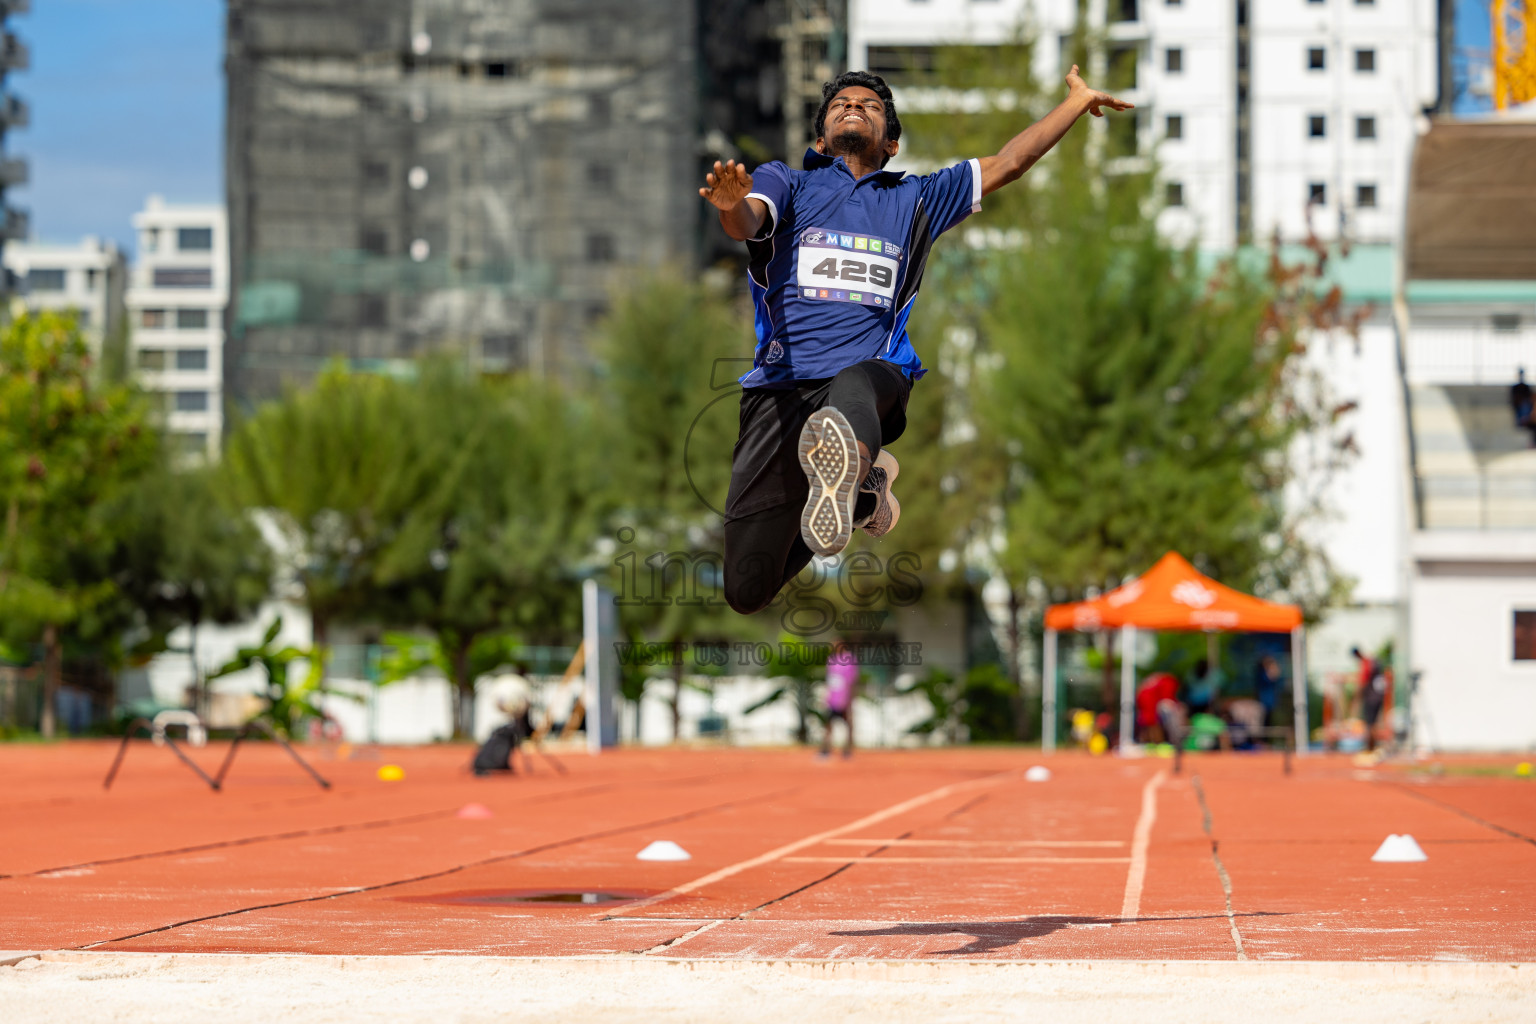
(794, 227, 902, 309)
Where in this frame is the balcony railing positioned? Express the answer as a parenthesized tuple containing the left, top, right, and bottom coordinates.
(1418, 472, 1536, 530)
(1406, 326, 1536, 385)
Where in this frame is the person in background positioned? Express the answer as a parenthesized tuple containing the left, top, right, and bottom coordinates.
(1135, 670, 1181, 744)
(1512, 368, 1535, 447)
(1252, 654, 1283, 726)
(1512, 367, 1532, 426)
(1185, 658, 1225, 715)
(1351, 646, 1388, 752)
(821, 640, 858, 759)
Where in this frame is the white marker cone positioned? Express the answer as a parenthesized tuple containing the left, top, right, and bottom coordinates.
(1371, 834, 1428, 863)
(636, 840, 691, 862)
(1024, 765, 1052, 782)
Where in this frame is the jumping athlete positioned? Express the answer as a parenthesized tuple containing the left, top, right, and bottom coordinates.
(701, 65, 1131, 615)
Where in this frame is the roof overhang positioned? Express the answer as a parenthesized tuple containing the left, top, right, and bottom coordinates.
(1405, 114, 1536, 282)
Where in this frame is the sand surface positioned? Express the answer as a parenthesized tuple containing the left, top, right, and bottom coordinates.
(4, 952, 1534, 1023)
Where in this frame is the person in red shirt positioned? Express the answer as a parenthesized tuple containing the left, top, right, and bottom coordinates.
(1135, 671, 1180, 744)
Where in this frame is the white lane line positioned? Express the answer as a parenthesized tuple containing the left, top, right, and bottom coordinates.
(1119, 769, 1167, 924)
(785, 856, 1132, 865)
(610, 770, 1014, 919)
(823, 838, 1125, 848)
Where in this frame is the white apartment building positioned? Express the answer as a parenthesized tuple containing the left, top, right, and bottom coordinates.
(847, 0, 1441, 250)
(125, 197, 228, 458)
(3, 237, 126, 357)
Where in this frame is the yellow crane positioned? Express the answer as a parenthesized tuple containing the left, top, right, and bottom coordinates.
(1493, 0, 1536, 108)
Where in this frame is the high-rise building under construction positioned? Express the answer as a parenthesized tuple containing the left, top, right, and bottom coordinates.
(226, 0, 830, 404)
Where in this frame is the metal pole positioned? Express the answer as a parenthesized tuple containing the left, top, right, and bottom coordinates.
(1291, 626, 1309, 757)
(1042, 628, 1058, 753)
(1119, 624, 1136, 750)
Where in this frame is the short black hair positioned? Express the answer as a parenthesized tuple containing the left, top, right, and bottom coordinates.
(813, 71, 902, 164)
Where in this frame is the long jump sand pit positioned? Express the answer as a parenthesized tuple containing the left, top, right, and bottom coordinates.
(5, 954, 1533, 1023)
(2, 741, 1534, 1019)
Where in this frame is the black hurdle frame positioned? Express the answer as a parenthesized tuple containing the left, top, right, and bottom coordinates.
(103, 716, 331, 792)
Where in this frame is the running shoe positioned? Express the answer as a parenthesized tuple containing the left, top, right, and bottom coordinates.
(856, 450, 901, 538)
(798, 405, 861, 556)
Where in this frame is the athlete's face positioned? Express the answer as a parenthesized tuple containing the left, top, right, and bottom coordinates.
(817, 87, 900, 165)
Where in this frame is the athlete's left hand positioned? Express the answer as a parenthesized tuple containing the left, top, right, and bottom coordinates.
(1065, 64, 1133, 117)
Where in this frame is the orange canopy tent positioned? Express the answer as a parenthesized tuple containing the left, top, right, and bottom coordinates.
(1041, 552, 1307, 753)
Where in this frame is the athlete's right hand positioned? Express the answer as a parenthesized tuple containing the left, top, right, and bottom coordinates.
(699, 159, 753, 211)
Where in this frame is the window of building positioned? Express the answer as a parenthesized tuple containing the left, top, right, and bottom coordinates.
(1165, 47, 1183, 73)
(142, 228, 159, 253)
(1165, 114, 1183, 139)
(1356, 183, 1377, 208)
(588, 93, 610, 125)
(173, 432, 207, 456)
(1308, 182, 1327, 206)
(587, 233, 615, 263)
(485, 62, 508, 77)
(1492, 313, 1522, 333)
(360, 295, 388, 328)
(27, 268, 65, 292)
(1355, 48, 1376, 72)
(1308, 46, 1326, 71)
(1109, 44, 1139, 91)
(1515, 610, 1536, 661)
(176, 308, 209, 329)
(137, 348, 166, 371)
(363, 159, 390, 186)
(1166, 0, 1182, 6)
(1107, 113, 1139, 157)
(1356, 115, 1377, 140)
(588, 164, 613, 188)
(175, 348, 209, 371)
(1110, 0, 1138, 22)
(140, 309, 168, 329)
(153, 267, 213, 289)
(1309, 114, 1327, 138)
(361, 227, 389, 255)
(177, 227, 213, 251)
(1356, 0, 1375, 6)
(173, 390, 208, 412)
(1165, 181, 1184, 207)
(867, 45, 937, 80)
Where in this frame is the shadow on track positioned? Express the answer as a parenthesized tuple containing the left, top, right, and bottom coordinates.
(830, 912, 1287, 955)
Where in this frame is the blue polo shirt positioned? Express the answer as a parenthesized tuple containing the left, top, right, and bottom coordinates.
(739, 149, 982, 388)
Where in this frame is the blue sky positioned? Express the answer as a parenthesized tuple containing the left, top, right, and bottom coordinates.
(1454, 0, 1493, 114)
(8, 0, 222, 255)
(0, 1, 1499, 257)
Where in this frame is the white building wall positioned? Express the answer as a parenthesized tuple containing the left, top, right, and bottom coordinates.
(1302, 317, 1408, 604)
(1249, 0, 1438, 245)
(1410, 534, 1536, 751)
(125, 196, 228, 459)
(3, 237, 126, 355)
(1141, 0, 1234, 249)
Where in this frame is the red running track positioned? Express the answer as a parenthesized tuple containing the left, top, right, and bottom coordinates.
(1, 742, 1532, 961)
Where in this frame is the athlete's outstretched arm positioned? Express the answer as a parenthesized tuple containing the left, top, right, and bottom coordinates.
(700, 159, 768, 241)
(977, 64, 1132, 197)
